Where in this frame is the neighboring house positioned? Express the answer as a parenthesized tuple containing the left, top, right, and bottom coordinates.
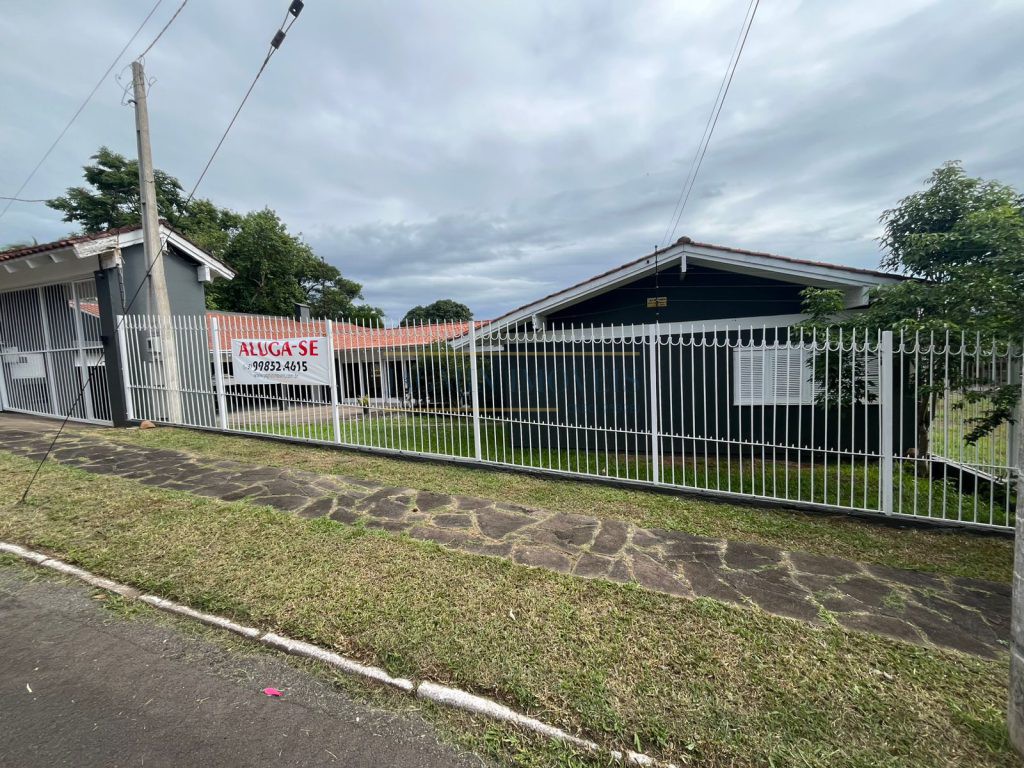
(472, 237, 903, 334)
(456, 237, 907, 456)
(0, 223, 233, 425)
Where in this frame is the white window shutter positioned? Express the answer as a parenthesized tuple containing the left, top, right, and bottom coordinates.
(863, 352, 880, 399)
(734, 344, 817, 406)
(774, 348, 805, 403)
(734, 347, 766, 405)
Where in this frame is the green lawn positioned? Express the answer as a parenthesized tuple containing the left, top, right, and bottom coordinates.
(0, 451, 1015, 768)
(929, 391, 1014, 471)
(244, 412, 1016, 528)
(97, 423, 1014, 583)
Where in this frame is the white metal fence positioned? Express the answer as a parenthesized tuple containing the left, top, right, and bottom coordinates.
(119, 311, 1022, 531)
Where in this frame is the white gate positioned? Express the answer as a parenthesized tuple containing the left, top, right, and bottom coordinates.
(0, 278, 112, 424)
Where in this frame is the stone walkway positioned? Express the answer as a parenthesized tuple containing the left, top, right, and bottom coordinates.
(0, 416, 1010, 659)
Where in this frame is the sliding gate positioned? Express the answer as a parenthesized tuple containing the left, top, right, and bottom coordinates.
(0, 278, 112, 424)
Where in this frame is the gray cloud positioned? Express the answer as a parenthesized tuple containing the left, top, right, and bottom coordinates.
(2, 0, 1022, 321)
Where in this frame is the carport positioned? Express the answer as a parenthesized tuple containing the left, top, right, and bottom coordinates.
(0, 223, 233, 425)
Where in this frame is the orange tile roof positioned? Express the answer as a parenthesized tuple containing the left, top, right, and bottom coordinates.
(207, 312, 476, 352)
(71, 304, 476, 352)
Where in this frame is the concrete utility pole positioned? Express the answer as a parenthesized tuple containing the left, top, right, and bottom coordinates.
(1009, 364, 1024, 755)
(131, 60, 182, 422)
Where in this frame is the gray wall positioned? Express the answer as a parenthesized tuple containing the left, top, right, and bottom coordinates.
(118, 242, 216, 424)
(119, 242, 208, 317)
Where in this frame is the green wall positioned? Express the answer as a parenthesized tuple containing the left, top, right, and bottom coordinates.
(545, 263, 806, 326)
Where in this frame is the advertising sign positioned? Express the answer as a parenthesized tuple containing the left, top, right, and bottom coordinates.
(231, 337, 330, 386)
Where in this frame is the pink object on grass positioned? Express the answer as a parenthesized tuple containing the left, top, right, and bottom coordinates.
(262, 687, 283, 697)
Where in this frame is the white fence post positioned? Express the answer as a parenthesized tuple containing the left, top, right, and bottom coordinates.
(468, 322, 483, 461)
(116, 316, 135, 422)
(210, 316, 228, 431)
(879, 330, 894, 515)
(649, 325, 660, 484)
(326, 319, 342, 444)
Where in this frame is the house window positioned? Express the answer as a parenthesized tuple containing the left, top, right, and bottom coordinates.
(733, 344, 880, 405)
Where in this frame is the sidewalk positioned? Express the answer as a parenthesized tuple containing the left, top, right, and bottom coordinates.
(0, 415, 1009, 659)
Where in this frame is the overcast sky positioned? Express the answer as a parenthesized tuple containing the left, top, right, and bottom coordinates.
(2, 0, 1022, 320)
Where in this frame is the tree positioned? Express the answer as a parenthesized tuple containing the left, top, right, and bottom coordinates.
(800, 161, 1024, 445)
(177, 198, 243, 262)
(47, 146, 192, 232)
(303, 257, 383, 324)
(874, 160, 1023, 336)
(46, 148, 381, 319)
(202, 208, 382, 320)
(401, 299, 472, 326)
(46, 147, 240, 262)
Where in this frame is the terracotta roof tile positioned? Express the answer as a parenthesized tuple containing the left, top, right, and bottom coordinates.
(0, 223, 145, 263)
(73, 304, 479, 352)
(208, 312, 478, 352)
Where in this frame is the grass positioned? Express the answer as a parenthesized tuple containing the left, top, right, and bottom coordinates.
(234, 411, 1017, 528)
(929, 391, 1014, 471)
(0, 451, 1015, 767)
(0, 555, 613, 768)
(96, 423, 1014, 583)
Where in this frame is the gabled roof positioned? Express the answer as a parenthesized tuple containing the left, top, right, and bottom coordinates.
(473, 236, 905, 335)
(0, 222, 235, 279)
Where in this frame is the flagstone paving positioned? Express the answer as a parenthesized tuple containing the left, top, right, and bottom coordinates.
(0, 417, 1011, 659)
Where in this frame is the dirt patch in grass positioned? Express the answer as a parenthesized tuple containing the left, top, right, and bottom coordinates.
(99, 425, 1013, 583)
(0, 451, 1014, 767)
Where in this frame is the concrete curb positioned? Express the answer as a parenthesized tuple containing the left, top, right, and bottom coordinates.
(0, 541, 675, 767)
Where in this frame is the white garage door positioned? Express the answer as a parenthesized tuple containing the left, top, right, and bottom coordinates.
(0, 278, 112, 424)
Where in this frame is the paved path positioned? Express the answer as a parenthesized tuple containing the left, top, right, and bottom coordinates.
(0, 560, 483, 768)
(0, 416, 1010, 659)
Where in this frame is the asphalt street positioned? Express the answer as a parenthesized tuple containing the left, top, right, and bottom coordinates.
(0, 560, 484, 767)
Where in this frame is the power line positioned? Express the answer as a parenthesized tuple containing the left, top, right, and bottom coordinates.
(0, 0, 165, 230)
(18, 0, 307, 505)
(660, 0, 760, 248)
(659, 2, 751, 249)
(187, 3, 302, 201)
(0, 196, 49, 203)
(136, 0, 190, 60)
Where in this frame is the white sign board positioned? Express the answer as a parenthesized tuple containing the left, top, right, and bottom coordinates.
(231, 337, 330, 386)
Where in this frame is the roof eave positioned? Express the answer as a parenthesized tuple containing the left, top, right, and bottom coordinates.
(0, 223, 235, 280)
(680, 243, 902, 288)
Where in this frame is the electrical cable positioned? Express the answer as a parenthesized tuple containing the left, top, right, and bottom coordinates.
(660, 0, 760, 248)
(136, 0, 190, 61)
(0, 0, 165, 230)
(17, 1, 305, 504)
